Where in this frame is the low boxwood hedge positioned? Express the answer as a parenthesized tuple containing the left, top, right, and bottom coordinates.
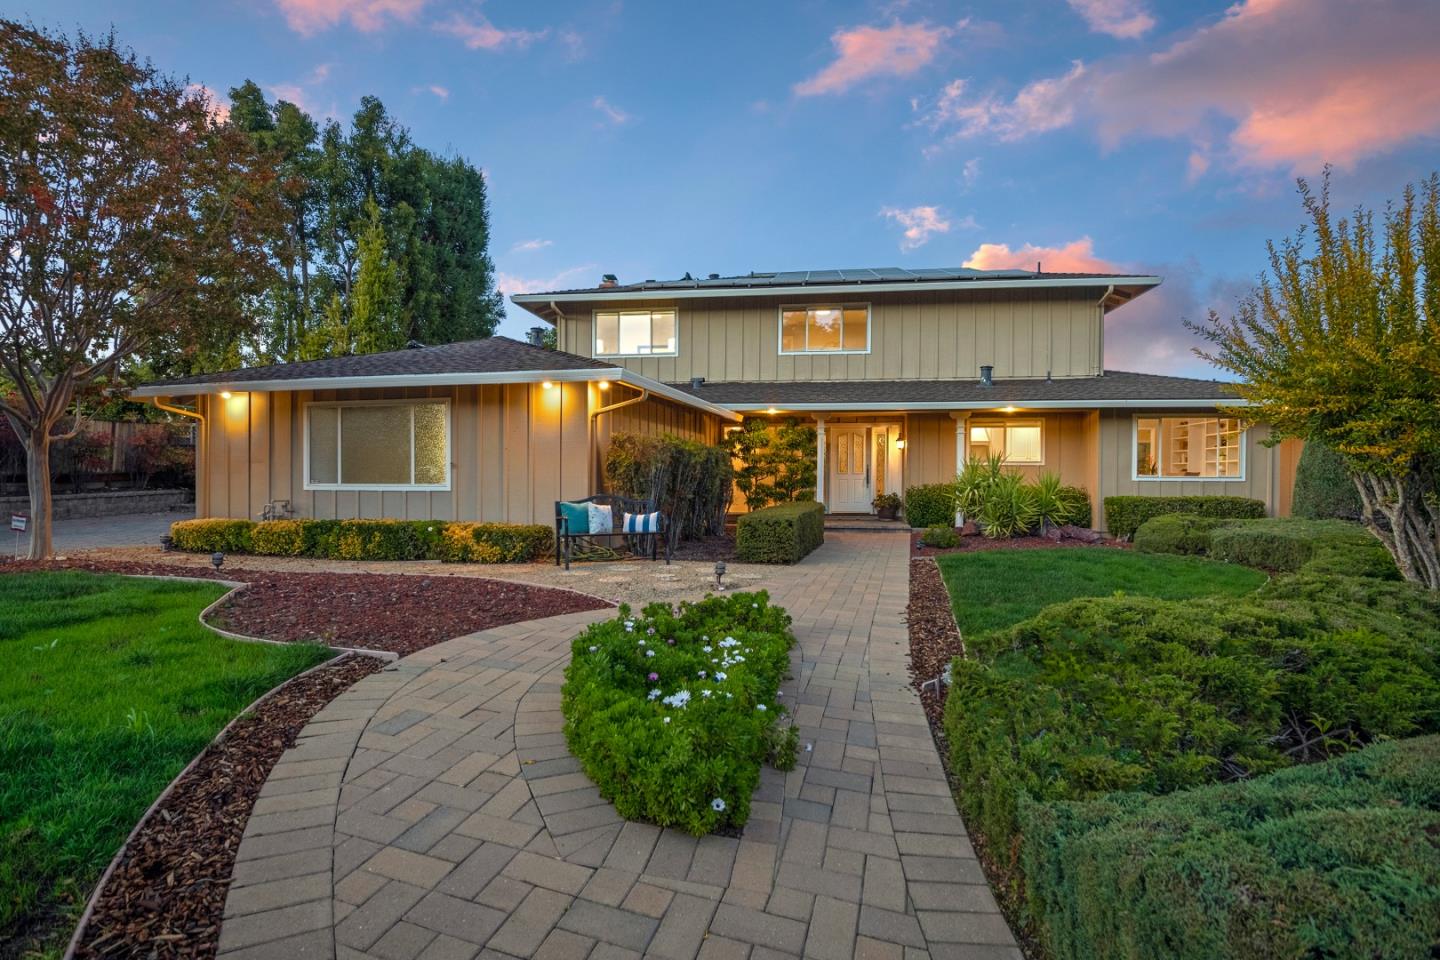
(561, 592, 797, 835)
(169, 518, 552, 563)
(904, 483, 955, 528)
(1103, 495, 1265, 540)
(735, 501, 824, 564)
(1133, 515, 1400, 580)
(943, 574, 1440, 893)
(1020, 735, 1440, 960)
(1131, 513, 1234, 556)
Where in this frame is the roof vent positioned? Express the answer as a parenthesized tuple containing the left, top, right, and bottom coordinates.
(405, 339, 426, 350)
(690, 377, 705, 390)
(599, 273, 618, 288)
(980, 364, 994, 387)
(708, 273, 720, 280)
(682, 271, 694, 281)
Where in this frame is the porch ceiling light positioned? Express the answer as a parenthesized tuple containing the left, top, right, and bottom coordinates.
(1000, 405, 1019, 413)
(220, 391, 233, 399)
(542, 380, 554, 389)
(766, 407, 779, 415)
(598, 380, 610, 390)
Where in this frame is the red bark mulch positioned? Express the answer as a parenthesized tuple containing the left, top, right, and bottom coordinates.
(0, 558, 613, 656)
(906, 557, 966, 728)
(72, 654, 386, 960)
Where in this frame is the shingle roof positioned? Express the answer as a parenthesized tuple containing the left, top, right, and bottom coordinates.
(139, 336, 613, 389)
(669, 371, 1239, 406)
(512, 266, 1158, 298)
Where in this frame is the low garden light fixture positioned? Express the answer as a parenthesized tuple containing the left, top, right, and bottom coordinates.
(160, 535, 174, 552)
(714, 560, 727, 591)
(210, 552, 224, 571)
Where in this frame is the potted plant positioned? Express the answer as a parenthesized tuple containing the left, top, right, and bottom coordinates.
(872, 492, 902, 520)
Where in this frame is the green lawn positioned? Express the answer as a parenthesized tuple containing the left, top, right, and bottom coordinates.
(0, 572, 331, 958)
(936, 547, 1268, 637)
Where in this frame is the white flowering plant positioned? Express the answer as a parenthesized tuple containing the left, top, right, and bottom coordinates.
(561, 591, 796, 835)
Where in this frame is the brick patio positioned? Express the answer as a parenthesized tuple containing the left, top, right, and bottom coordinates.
(217, 532, 1019, 960)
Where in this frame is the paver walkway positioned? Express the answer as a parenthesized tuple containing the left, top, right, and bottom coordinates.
(216, 532, 1019, 960)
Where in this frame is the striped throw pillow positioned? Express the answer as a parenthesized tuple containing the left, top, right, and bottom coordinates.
(622, 511, 661, 534)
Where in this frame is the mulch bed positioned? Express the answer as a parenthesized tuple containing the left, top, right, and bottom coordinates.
(910, 530, 1130, 556)
(670, 534, 736, 562)
(905, 558, 966, 728)
(72, 654, 385, 960)
(0, 558, 613, 656)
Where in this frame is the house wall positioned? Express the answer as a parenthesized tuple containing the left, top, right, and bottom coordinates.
(902, 412, 1097, 490)
(553, 288, 1104, 383)
(1095, 409, 1285, 531)
(199, 382, 612, 526)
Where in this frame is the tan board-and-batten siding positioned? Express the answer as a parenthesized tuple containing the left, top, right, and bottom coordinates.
(197, 385, 717, 525)
(554, 289, 1104, 383)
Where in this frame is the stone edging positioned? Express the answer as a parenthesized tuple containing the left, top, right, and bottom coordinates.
(60, 647, 363, 960)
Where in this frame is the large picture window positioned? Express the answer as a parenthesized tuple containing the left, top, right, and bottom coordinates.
(779, 304, 870, 354)
(968, 420, 1043, 465)
(1135, 416, 1244, 479)
(305, 400, 450, 490)
(594, 309, 677, 356)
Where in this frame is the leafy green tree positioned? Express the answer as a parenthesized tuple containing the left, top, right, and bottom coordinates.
(1191, 171, 1440, 589)
(726, 418, 818, 510)
(0, 22, 281, 557)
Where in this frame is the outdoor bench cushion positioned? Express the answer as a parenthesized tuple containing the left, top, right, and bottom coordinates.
(622, 511, 662, 534)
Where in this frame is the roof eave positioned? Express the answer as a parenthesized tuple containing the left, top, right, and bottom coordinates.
(511, 275, 1163, 311)
(715, 398, 1245, 412)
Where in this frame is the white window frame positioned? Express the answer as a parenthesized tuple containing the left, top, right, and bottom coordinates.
(303, 398, 453, 492)
(592, 308, 679, 358)
(967, 418, 1045, 466)
(777, 303, 872, 355)
(1131, 414, 1246, 482)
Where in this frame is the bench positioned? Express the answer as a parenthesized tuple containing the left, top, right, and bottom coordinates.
(555, 495, 671, 570)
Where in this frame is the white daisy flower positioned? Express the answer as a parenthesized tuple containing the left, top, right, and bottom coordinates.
(588, 645, 598, 652)
(714, 672, 727, 681)
(648, 688, 662, 700)
(645, 649, 656, 657)
(711, 797, 726, 811)
(756, 704, 767, 712)
(663, 717, 671, 724)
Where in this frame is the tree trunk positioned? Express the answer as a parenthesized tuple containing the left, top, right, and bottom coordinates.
(24, 428, 54, 560)
(1352, 470, 1440, 590)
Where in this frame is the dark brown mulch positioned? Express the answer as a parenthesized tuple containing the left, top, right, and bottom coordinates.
(670, 534, 736, 562)
(905, 558, 966, 728)
(0, 559, 613, 655)
(72, 654, 386, 960)
(910, 531, 1130, 557)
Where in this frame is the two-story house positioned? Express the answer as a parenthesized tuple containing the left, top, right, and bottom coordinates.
(134, 266, 1302, 532)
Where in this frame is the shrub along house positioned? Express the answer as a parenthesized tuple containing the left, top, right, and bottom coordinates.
(134, 266, 1301, 533)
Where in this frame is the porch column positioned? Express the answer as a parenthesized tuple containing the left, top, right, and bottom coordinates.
(950, 411, 970, 526)
(815, 417, 827, 511)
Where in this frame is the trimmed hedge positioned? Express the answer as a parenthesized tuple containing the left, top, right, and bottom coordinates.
(1131, 513, 1234, 556)
(1209, 518, 1398, 579)
(1021, 735, 1440, 960)
(904, 483, 955, 528)
(1103, 495, 1265, 539)
(1291, 441, 1362, 520)
(1057, 485, 1092, 529)
(943, 575, 1440, 891)
(562, 592, 797, 835)
(169, 518, 552, 563)
(921, 525, 960, 548)
(735, 502, 824, 564)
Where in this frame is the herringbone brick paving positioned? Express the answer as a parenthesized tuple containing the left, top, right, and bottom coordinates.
(216, 533, 1019, 960)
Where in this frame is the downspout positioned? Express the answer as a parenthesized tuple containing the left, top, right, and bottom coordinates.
(149, 396, 206, 517)
(1095, 284, 1114, 376)
(589, 383, 650, 493)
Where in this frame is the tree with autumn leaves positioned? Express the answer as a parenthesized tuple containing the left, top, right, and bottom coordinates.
(0, 21, 283, 558)
(1192, 172, 1440, 590)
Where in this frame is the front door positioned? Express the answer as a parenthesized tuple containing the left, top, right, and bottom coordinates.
(830, 426, 871, 512)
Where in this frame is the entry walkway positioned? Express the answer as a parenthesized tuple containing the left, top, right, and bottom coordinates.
(216, 533, 1018, 960)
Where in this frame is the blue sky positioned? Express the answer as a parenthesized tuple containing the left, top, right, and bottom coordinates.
(17, 0, 1440, 376)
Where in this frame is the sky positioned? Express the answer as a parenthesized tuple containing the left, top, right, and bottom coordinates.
(13, 0, 1440, 378)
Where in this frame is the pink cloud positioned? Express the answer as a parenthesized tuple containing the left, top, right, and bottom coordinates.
(496, 264, 597, 296)
(186, 83, 230, 124)
(438, 14, 548, 50)
(917, 62, 1085, 143)
(880, 205, 958, 250)
(964, 236, 1117, 273)
(274, 0, 426, 35)
(1066, 0, 1154, 39)
(795, 21, 956, 97)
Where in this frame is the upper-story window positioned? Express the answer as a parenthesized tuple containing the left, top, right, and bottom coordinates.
(1135, 416, 1244, 480)
(595, 309, 677, 357)
(779, 304, 870, 354)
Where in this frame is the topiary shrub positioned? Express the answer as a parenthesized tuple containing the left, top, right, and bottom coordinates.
(735, 501, 824, 564)
(1290, 441, 1362, 521)
(169, 518, 254, 553)
(904, 483, 955, 528)
(922, 525, 960, 548)
(1020, 736, 1440, 960)
(1209, 518, 1397, 578)
(1103, 495, 1266, 540)
(562, 592, 797, 835)
(1132, 513, 1234, 556)
(168, 518, 552, 563)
